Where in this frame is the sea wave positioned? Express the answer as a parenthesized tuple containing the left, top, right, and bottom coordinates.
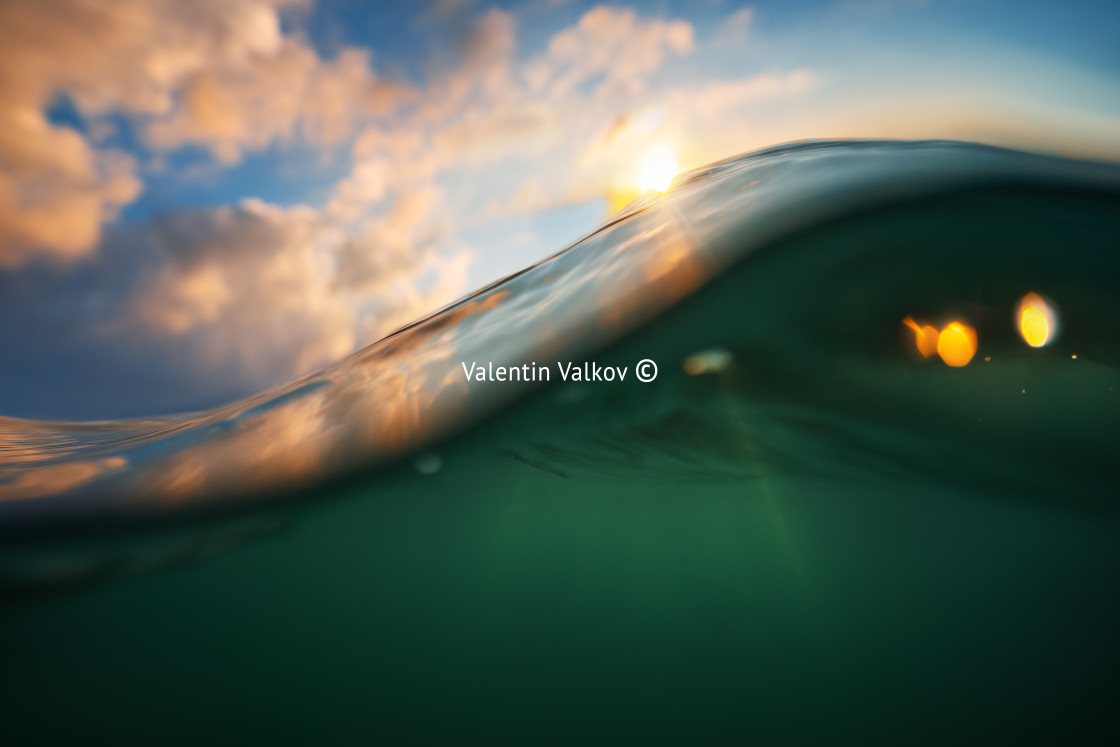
(2, 140, 1118, 533)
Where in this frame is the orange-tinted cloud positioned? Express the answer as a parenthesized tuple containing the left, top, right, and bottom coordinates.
(0, 2, 797, 398)
(0, 0, 414, 266)
(146, 44, 416, 163)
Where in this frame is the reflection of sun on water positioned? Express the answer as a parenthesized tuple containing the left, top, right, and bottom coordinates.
(637, 145, 679, 193)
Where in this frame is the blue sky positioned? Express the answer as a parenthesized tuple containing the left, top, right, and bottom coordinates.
(1, 0, 1118, 419)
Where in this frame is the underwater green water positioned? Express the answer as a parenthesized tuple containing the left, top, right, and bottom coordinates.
(1, 141, 1118, 743)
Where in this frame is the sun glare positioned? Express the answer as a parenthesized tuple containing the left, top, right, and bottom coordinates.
(637, 145, 678, 193)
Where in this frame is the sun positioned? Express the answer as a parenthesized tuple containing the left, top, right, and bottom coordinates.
(637, 145, 679, 193)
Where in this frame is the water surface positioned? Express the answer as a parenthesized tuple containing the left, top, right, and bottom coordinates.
(1, 140, 1118, 743)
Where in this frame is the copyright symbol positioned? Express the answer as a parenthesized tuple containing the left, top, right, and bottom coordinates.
(635, 359, 658, 383)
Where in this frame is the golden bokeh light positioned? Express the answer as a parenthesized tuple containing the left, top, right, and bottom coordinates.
(937, 321, 978, 367)
(902, 316, 939, 358)
(1017, 292, 1057, 347)
(637, 145, 678, 193)
(903, 316, 978, 367)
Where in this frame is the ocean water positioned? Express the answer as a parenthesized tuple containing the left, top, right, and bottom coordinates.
(1, 141, 1118, 743)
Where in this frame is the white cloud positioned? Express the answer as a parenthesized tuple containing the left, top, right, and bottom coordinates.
(668, 69, 816, 121)
(133, 200, 354, 379)
(540, 6, 693, 99)
(0, 111, 141, 266)
(714, 7, 754, 46)
(338, 4, 705, 223)
(146, 42, 415, 163)
(427, 6, 811, 222)
(0, 0, 413, 265)
(334, 186, 445, 294)
(126, 182, 469, 384)
(0, 0, 297, 264)
(0, 2, 814, 404)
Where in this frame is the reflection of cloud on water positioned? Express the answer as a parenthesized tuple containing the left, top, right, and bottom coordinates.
(1, 456, 127, 502)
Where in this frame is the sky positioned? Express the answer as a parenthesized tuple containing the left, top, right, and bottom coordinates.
(1, 0, 1118, 419)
